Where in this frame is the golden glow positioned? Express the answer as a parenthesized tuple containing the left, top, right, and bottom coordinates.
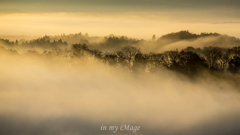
(1, 13, 240, 39)
(0, 53, 240, 130)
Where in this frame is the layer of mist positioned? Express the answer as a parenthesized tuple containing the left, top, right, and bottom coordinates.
(1, 31, 240, 53)
(0, 31, 240, 135)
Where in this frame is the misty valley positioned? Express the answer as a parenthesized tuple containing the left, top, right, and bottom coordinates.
(1, 31, 240, 76)
(0, 31, 240, 135)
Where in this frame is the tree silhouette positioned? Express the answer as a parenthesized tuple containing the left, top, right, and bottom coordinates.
(1, 31, 240, 76)
(228, 56, 240, 73)
(152, 35, 156, 41)
(159, 30, 198, 40)
(162, 50, 179, 68)
(177, 50, 207, 75)
(92, 49, 103, 59)
(132, 53, 147, 73)
(103, 53, 117, 66)
(228, 46, 240, 58)
(120, 46, 140, 71)
(203, 46, 222, 70)
(116, 51, 127, 68)
(15, 40, 18, 45)
(147, 52, 163, 72)
(72, 44, 89, 57)
(218, 52, 231, 71)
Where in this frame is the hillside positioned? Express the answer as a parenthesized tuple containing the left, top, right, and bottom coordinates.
(0, 31, 240, 52)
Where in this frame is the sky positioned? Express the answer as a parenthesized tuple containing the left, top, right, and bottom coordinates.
(0, 0, 240, 39)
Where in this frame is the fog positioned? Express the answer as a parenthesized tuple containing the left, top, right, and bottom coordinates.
(0, 47, 240, 135)
(1, 30, 240, 55)
(137, 35, 240, 53)
(1, 0, 240, 134)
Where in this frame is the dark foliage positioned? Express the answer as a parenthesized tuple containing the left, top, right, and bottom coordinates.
(132, 53, 147, 73)
(229, 56, 240, 73)
(1, 31, 240, 77)
(72, 44, 89, 57)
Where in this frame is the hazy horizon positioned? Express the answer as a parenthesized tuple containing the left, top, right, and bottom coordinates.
(0, 0, 240, 39)
(1, 1, 240, 135)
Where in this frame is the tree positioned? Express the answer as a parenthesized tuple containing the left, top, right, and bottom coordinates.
(104, 53, 117, 66)
(184, 46, 195, 52)
(116, 51, 127, 68)
(132, 53, 147, 73)
(159, 30, 198, 40)
(120, 46, 140, 71)
(92, 49, 103, 59)
(203, 46, 222, 70)
(15, 40, 18, 45)
(152, 34, 156, 41)
(71, 44, 89, 57)
(228, 46, 240, 58)
(26, 49, 39, 55)
(228, 56, 240, 73)
(8, 49, 19, 55)
(147, 52, 163, 72)
(177, 50, 207, 75)
(218, 52, 231, 71)
(162, 50, 179, 68)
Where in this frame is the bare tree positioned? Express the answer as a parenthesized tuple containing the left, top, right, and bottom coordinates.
(203, 46, 222, 69)
(71, 44, 89, 57)
(218, 52, 231, 71)
(228, 46, 240, 58)
(162, 50, 179, 68)
(147, 52, 163, 70)
(120, 46, 140, 71)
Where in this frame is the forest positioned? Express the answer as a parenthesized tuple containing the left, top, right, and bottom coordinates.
(1, 31, 240, 135)
(1, 30, 240, 77)
(1, 0, 240, 134)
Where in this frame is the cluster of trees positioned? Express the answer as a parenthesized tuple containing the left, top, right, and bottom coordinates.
(1, 31, 240, 52)
(0, 38, 15, 46)
(69, 44, 240, 76)
(101, 36, 141, 46)
(21, 36, 68, 49)
(1, 30, 240, 76)
(49, 32, 96, 45)
(1, 42, 240, 76)
(156, 31, 240, 49)
(159, 30, 220, 40)
(0, 36, 68, 49)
